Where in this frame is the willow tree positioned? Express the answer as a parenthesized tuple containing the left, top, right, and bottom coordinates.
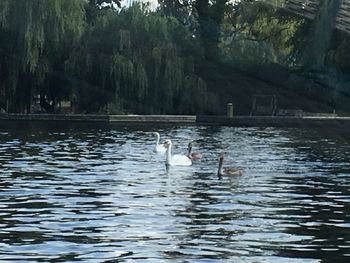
(0, 0, 86, 113)
(67, 4, 207, 114)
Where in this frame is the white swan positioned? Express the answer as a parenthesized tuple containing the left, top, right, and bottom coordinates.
(153, 132, 166, 153)
(164, 139, 192, 166)
(217, 153, 243, 177)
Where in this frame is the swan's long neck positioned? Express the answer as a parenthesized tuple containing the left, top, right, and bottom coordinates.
(218, 158, 224, 175)
(155, 133, 160, 146)
(187, 145, 192, 156)
(166, 144, 172, 165)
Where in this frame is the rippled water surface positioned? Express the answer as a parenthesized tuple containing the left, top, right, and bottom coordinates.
(0, 123, 349, 262)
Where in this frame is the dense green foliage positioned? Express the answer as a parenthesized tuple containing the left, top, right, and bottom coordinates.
(67, 5, 206, 113)
(1, 0, 350, 114)
(0, 0, 85, 112)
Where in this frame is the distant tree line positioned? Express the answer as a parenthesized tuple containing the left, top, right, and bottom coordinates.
(1, 0, 350, 114)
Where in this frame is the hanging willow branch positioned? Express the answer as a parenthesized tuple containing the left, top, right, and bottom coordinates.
(0, 0, 86, 112)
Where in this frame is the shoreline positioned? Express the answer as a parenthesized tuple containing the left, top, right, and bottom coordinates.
(1, 113, 350, 127)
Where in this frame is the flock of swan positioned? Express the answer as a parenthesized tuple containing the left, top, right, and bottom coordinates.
(153, 132, 243, 177)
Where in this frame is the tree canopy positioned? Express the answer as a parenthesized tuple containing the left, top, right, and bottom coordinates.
(0, 0, 86, 112)
(1, 0, 350, 114)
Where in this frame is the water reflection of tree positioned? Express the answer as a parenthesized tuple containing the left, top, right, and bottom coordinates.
(274, 127, 350, 261)
(167, 172, 246, 260)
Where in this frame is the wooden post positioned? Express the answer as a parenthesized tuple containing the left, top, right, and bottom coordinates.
(227, 103, 233, 118)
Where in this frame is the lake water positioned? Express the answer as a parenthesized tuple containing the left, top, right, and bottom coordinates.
(0, 123, 349, 262)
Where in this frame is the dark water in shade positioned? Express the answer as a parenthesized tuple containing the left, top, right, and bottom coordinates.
(0, 122, 349, 262)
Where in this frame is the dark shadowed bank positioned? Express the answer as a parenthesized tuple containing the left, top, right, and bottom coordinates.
(1, 113, 350, 129)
